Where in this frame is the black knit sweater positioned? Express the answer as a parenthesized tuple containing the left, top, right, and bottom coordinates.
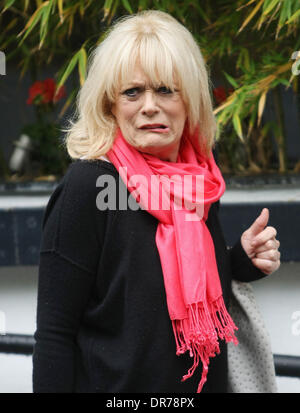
(32, 159, 267, 393)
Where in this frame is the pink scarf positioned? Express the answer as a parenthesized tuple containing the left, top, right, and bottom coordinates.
(107, 126, 238, 392)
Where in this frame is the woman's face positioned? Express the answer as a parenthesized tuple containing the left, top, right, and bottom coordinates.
(111, 63, 187, 162)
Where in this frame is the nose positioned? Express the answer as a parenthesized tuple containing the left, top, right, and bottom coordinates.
(141, 90, 160, 116)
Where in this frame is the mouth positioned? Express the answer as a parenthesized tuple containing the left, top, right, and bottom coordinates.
(139, 124, 170, 133)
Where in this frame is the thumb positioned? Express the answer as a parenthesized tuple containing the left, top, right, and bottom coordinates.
(248, 208, 269, 236)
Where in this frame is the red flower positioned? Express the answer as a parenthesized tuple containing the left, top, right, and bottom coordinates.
(213, 86, 227, 105)
(26, 81, 45, 105)
(43, 78, 56, 103)
(26, 78, 66, 105)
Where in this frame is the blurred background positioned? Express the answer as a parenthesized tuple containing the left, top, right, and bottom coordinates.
(0, 0, 299, 393)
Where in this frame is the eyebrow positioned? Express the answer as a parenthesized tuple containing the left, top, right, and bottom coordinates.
(122, 80, 146, 87)
(120, 81, 179, 94)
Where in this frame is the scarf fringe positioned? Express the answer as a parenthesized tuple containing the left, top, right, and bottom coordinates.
(172, 295, 238, 393)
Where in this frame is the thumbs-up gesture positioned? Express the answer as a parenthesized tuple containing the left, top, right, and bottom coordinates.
(241, 208, 281, 275)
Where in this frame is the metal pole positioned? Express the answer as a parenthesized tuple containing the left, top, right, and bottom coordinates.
(1, 334, 300, 379)
(0, 333, 35, 355)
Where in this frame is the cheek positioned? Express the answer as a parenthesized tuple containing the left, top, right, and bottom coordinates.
(116, 102, 138, 123)
(169, 100, 187, 124)
(173, 109, 187, 127)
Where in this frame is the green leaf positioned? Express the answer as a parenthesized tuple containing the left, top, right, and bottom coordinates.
(79, 0, 85, 17)
(232, 113, 243, 141)
(1, 0, 17, 14)
(279, 0, 289, 27)
(286, 0, 292, 20)
(189, 1, 210, 24)
(59, 86, 79, 118)
(24, 0, 30, 13)
(238, 0, 264, 33)
(57, 0, 64, 21)
(56, 51, 80, 89)
(18, 2, 50, 46)
(138, 0, 149, 11)
(247, 104, 257, 137)
(216, 107, 231, 125)
(278, 78, 291, 87)
(108, 0, 120, 23)
(121, 0, 133, 14)
(286, 9, 300, 24)
(78, 47, 87, 85)
(39, 1, 52, 48)
(223, 71, 239, 89)
(263, 0, 279, 15)
(103, 0, 114, 19)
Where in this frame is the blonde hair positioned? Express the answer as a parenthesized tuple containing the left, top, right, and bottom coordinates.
(64, 10, 217, 160)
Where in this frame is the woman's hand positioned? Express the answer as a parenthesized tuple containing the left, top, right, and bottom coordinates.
(240, 208, 281, 275)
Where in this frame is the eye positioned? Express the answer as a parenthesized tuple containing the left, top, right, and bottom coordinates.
(157, 86, 173, 94)
(122, 87, 141, 98)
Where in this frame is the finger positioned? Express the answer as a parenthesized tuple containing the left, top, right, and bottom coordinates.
(247, 208, 269, 237)
(251, 226, 277, 248)
(252, 257, 280, 275)
(255, 249, 281, 261)
(253, 238, 279, 253)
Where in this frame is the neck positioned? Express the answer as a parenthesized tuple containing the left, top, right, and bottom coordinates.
(147, 142, 180, 163)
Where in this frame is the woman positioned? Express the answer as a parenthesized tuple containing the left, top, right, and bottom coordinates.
(32, 10, 280, 393)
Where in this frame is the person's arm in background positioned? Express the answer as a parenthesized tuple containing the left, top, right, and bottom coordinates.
(33, 161, 105, 392)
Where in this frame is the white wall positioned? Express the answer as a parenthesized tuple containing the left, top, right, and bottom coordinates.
(252, 262, 300, 393)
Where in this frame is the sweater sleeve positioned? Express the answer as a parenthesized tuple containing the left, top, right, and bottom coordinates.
(228, 239, 267, 282)
(32, 160, 106, 393)
(214, 200, 267, 282)
(32, 252, 96, 392)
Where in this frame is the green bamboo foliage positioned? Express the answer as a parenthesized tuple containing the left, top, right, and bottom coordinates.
(211, 0, 300, 173)
(1, 0, 299, 173)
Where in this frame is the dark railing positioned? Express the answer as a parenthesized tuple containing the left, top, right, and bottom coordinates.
(0, 333, 35, 355)
(274, 354, 300, 379)
(0, 333, 300, 379)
